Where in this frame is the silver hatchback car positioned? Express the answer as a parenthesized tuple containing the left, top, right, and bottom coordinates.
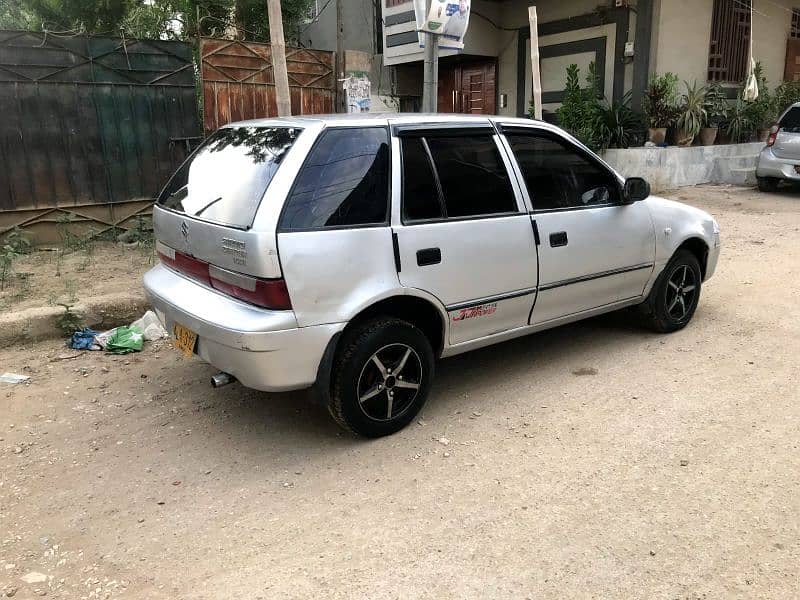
(756, 102, 800, 191)
(144, 114, 720, 437)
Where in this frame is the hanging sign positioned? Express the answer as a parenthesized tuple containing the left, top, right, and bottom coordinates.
(413, 0, 471, 50)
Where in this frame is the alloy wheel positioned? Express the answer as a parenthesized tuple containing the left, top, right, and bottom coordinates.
(665, 264, 697, 321)
(357, 344, 422, 421)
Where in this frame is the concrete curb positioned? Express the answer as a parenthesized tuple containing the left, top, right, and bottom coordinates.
(1, 292, 150, 345)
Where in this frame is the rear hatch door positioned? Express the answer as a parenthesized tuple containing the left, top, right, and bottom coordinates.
(153, 121, 319, 279)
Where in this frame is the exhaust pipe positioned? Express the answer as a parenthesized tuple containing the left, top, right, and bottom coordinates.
(211, 372, 236, 388)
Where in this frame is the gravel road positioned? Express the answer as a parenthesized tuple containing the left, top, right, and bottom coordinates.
(1, 185, 798, 599)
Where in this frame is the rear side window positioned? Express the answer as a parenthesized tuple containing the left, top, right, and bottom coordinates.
(780, 107, 800, 132)
(401, 137, 443, 221)
(158, 126, 301, 229)
(280, 127, 389, 230)
(425, 135, 517, 218)
(506, 133, 619, 210)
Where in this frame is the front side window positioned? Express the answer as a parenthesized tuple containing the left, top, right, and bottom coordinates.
(424, 134, 517, 218)
(506, 133, 619, 211)
(158, 126, 301, 228)
(280, 127, 389, 230)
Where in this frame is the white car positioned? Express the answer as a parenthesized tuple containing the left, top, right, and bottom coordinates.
(144, 114, 721, 437)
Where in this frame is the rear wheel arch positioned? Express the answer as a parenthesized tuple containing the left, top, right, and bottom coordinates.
(312, 294, 447, 401)
(341, 295, 446, 357)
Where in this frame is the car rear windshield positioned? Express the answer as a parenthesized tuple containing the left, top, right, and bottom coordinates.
(157, 126, 301, 229)
(780, 107, 800, 133)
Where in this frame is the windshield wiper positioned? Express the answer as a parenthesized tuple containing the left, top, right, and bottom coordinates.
(194, 196, 223, 216)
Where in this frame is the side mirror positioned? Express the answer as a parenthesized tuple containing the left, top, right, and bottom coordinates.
(623, 177, 650, 203)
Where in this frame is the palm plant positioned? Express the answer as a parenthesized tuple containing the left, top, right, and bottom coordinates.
(726, 98, 751, 143)
(676, 81, 707, 145)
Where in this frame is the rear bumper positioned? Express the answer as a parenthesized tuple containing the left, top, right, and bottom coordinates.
(756, 147, 800, 180)
(143, 264, 344, 392)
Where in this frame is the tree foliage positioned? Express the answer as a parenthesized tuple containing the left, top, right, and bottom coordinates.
(0, 0, 315, 44)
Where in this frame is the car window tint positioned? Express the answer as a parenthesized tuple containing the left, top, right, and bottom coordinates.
(424, 135, 517, 218)
(280, 127, 389, 229)
(157, 126, 300, 229)
(780, 107, 800, 132)
(507, 133, 619, 210)
(401, 137, 443, 221)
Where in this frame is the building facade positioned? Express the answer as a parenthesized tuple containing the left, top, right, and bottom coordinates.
(300, 0, 399, 111)
(383, 0, 799, 118)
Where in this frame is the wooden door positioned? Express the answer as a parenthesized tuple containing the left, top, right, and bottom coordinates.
(785, 38, 800, 82)
(437, 60, 496, 114)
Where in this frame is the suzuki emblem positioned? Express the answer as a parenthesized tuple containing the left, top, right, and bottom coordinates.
(181, 221, 189, 240)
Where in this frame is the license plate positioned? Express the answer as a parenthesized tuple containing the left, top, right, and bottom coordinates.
(173, 323, 197, 357)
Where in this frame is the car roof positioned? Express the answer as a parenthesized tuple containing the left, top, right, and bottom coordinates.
(223, 113, 544, 129)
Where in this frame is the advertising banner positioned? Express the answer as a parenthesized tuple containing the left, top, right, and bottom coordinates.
(413, 0, 471, 50)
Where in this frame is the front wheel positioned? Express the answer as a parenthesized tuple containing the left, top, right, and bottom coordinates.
(639, 250, 702, 333)
(328, 318, 434, 437)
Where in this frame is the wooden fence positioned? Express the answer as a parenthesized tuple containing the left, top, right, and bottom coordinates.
(200, 38, 335, 134)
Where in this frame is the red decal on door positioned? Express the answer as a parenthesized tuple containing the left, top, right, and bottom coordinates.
(452, 303, 498, 322)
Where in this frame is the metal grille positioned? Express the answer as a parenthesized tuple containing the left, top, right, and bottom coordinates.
(707, 0, 752, 82)
(0, 30, 199, 216)
(792, 8, 800, 38)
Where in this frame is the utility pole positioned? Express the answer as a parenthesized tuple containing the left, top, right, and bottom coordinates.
(267, 0, 291, 116)
(528, 6, 542, 120)
(421, 0, 439, 113)
(336, 0, 345, 112)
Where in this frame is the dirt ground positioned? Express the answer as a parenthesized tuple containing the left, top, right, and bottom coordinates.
(1, 184, 799, 599)
(0, 243, 154, 313)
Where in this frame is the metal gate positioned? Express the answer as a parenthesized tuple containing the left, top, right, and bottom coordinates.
(200, 38, 334, 135)
(0, 31, 199, 240)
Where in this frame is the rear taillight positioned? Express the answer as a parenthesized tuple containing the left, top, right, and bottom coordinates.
(156, 241, 291, 310)
(767, 123, 779, 147)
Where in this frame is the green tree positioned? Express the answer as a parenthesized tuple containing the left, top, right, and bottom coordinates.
(2, 0, 314, 44)
(22, 0, 136, 32)
(0, 0, 36, 29)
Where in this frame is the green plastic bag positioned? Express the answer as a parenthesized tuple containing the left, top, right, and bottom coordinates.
(106, 326, 144, 354)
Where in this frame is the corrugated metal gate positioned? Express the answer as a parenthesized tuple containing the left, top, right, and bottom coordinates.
(200, 38, 334, 135)
(0, 30, 199, 240)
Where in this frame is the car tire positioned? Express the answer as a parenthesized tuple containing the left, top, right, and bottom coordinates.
(757, 177, 779, 192)
(328, 318, 435, 438)
(639, 250, 702, 333)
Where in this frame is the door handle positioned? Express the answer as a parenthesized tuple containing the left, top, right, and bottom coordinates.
(416, 247, 441, 266)
(549, 231, 568, 247)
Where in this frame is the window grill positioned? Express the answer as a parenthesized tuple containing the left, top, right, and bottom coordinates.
(707, 0, 752, 83)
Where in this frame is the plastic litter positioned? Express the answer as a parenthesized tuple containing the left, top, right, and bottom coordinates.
(105, 326, 145, 354)
(130, 310, 168, 341)
(0, 372, 31, 384)
(70, 328, 101, 351)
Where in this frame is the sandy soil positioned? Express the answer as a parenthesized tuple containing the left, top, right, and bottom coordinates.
(1, 185, 798, 599)
(0, 243, 155, 313)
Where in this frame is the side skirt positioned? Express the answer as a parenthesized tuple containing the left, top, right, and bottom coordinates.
(440, 296, 644, 359)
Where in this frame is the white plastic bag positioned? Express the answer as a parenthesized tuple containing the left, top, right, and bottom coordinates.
(130, 310, 168, 341)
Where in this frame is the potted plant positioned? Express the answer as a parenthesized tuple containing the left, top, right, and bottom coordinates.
(726, 97, 751, 143)
(675, 81, 707, 146)
(743, 63, 778, 142)
(701, 83, 727, 145)
(642, 73, 679, 144)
